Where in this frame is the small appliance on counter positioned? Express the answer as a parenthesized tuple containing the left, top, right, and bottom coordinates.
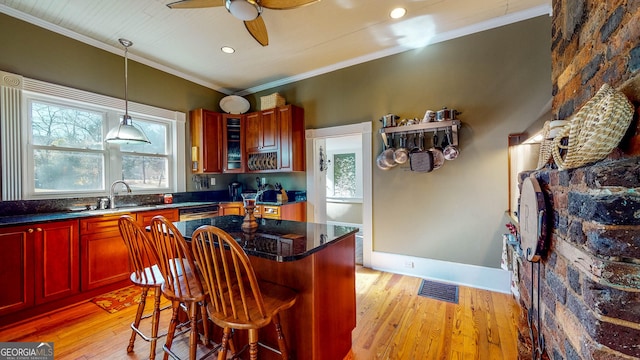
(229, 182, 243, 202)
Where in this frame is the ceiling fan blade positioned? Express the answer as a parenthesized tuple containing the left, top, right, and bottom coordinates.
(260, 0, 320, 10)
(166, 0, 224, 9)
(245, 16, 269, 46)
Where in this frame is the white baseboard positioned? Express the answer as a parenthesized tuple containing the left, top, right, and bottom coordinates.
(370, 251, 511, 294)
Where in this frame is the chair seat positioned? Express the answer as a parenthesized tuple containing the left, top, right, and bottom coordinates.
(130, 265, 164, 287)
(207, 280, 297, 330)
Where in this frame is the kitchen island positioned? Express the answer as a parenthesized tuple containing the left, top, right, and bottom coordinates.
(174, 215, 358, 360)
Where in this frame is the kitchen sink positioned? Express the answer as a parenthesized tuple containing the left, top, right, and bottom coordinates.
(79, 204, 163, 216)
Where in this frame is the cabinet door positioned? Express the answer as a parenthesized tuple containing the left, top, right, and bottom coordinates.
(219, 203, 244, 216)
(80, 215, 130, 290)
(136, 208, 179, 227)
(191, 109, 222, 173)
(281, 202, 307, 222)
(34, 220, 80, 305)
(278, 105, 305, 172)
(245, 110, 278, 153)
(0, 225, 34, 316)
(222, 114, 245, 173)
(259, 109, 279, 152)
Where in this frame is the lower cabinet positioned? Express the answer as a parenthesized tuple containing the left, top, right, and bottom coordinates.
(80, 214, 132, 290)
(0, 220, 80, 316)
(219, 202, 244, 216)
(80, 209, 179, 291)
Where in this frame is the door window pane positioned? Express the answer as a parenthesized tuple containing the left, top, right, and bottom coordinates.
(333, 153, 356, 197)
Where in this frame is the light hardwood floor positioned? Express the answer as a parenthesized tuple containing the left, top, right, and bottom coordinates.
(0, 267, 520, 359)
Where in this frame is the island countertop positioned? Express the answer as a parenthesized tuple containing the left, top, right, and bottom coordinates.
(172, 215, 358, 262)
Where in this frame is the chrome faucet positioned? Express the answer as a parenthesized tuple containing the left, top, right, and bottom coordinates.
(109, 180, 131, 209)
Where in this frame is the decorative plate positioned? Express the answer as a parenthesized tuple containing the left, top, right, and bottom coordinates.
(220, 95, 250, 114)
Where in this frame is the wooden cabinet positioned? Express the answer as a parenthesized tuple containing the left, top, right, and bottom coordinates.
(222, 114, 245, 173)
(219, 202, 244, 216)
(277, 105, 306, 172)
(257, 202, 306, 221)
(246, 109, 278, 153)
(136, 208, 179, 227)
(246, 105, 305, 172)
(0, 220, 79, 316)
(80, 214, 132, 290)
(190, 109, 222, 174)
(80, 209, 179, 291)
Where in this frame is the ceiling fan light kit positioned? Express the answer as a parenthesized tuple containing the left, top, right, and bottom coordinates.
(226, 0, 261, 20)
(166, 0, 320, 46)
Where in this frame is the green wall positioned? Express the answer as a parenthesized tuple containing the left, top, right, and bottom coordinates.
(253, 16, 552, 267)
(1, 13, 551, 268)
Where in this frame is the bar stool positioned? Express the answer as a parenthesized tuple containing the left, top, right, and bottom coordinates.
(149, 215, 211, 360)
(117, 215, 168, 360)
(191, 225, 298, 360)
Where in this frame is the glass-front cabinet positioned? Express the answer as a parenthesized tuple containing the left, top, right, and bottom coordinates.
(222, 114, 245, 173)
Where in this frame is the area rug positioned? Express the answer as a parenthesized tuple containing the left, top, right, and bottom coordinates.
(418, 279, 459, 304)
(91, 286, 142, 313)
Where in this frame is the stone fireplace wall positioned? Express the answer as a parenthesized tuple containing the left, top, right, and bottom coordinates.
(514, 1, 640, 359)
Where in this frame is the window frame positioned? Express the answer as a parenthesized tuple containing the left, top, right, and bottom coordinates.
(20, 78, 186, 200)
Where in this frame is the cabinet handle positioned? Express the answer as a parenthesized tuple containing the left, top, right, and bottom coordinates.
(36, 228, 43, 232)
(28, 228, 34, 233)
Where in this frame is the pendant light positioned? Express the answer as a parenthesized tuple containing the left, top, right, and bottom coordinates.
(104, 38, 151, 145)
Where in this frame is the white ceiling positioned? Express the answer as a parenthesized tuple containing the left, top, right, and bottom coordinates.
(0, 0, 551, 95)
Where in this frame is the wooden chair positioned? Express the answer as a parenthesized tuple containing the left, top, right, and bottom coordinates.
(117, 215, 168, 360)
(190, 225, 298, 360)
(149, 215, 211, 360)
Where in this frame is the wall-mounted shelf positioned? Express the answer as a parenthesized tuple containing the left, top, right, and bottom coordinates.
(379, 120, 461, 146)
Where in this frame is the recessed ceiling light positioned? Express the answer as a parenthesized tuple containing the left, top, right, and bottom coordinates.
(390, 7, 406, 19)
(221, 46, 235, 54)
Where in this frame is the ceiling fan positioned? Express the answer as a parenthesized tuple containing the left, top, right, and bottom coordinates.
(167, 0, 320, 46)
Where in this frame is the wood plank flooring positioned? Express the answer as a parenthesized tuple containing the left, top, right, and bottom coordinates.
(0, 266, 520, 359)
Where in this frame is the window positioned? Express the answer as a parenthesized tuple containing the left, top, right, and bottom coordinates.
(7, 76, 187, 200)
(332, 153, 356, 197)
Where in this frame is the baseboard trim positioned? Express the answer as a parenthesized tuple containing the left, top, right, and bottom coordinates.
(370, 251, 511, 294)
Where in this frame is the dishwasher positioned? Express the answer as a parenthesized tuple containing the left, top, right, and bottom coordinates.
(178, 204, 219, 221)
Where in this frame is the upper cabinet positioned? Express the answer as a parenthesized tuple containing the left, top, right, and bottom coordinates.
(190, 109, 222, 174)
(222, 114, 245, 173)
(246, 109, 278, 153)
(191, 105, 305, 174)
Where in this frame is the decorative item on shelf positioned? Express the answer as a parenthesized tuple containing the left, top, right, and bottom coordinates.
(241, 193, 259, 232)
(104, 38, 151, 145)
(551, 83, 634, 170)
(319, 145, 331, 172)
(219, 95, 250, 114)
(379, 114, 399, 128)
(260, 92, 286, 110)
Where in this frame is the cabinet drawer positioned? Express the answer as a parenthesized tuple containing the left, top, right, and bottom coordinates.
(80, 214, 131, 235)
(261, 205, 280, 219)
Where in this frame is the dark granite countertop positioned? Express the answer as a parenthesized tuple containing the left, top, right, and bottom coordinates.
(0, 201, 215, 228)
(173, 215, 358, 262)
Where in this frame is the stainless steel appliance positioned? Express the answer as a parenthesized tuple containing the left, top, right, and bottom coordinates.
(229, 182, 243, 202)
(178, 204, 219, 221)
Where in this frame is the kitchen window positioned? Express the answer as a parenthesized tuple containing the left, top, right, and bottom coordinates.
(0, 71, 186, 200)
(29, 99, 172, 196)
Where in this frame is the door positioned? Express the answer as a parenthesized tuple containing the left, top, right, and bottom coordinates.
(305, 122, 372, 267)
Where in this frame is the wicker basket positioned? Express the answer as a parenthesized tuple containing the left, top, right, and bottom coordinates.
(551, 83, 634, 170)
(260, 93, 286, 110)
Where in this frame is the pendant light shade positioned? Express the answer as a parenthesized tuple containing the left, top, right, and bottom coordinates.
(105, 38, 150, 145)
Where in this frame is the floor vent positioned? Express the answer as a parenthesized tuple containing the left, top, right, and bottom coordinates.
(418, 279, 459, 304)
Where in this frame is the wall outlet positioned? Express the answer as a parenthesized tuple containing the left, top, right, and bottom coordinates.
(210, 177, 215, 186)
(404, 261, 414, 268)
